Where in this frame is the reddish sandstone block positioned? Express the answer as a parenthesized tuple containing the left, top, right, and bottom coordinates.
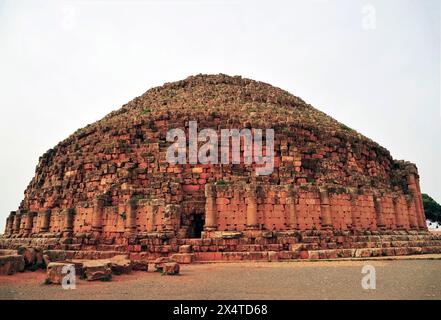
(131, 260, 149, 271)
(154, 256, 176, 272)
(46, 262, 75, 284)
(179, 245, 192, 253)
(163, 262, 180, 275)
(0, 255, 25, 275)
(268, 251, 279, 262)
(170, 253, 194, 264)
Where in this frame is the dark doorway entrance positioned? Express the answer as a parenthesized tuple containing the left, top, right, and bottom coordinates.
(188, 213, 204, 238)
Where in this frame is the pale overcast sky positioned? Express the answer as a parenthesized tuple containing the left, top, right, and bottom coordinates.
(0, 0, 439, 232)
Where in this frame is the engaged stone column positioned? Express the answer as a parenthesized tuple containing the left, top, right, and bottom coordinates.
(349, 191, 359, 231)
(5, 212, 15, 235)
(319, 188, 332, 229)
(287, 186, 298, 230)
(374, 196, 385, 230)
(407, 174, 426, 229)
(24, 211, 35, 235)
(61, 209, 75, 234)
(393, 196, 404, 230)
(147, 206, 156, 232)
(204, 184, 218, 231)
(406, 195, 418, 229)
(4, 217, 10, 235)
(246, 184, 259, 230)
(13, 212, 22, 233)
(414, 175, 427, 230)
(125, 198, 138, 236)
(39, 210, 51, 233)
(164, 204, 180, 232)
(92, 197, 105, 233)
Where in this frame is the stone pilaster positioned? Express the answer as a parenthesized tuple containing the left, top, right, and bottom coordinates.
(13, 211, 22, 234)
(406, 195, 418, 230)
(38, 210, 51, 233)
(393, 196, 404, 230)
(24, 211, 35, 235)
(407, 174, 426, 230)
(286, 185, 298, 230)
(92, 196, 105, 233)
(319, 188, 332, 229)
(164, 204, 180, 232)
(147, 206, 156, 232)
(4, 217, 9, 235)
(204, 184, 218, 231)
(5, 212, 15, 235)
(349, 191, 359, 231)
(245, 184, 259, 230)
(125, 198, 138, 236)
(414, 175, 427, 230)
(61, 209, 75, 234)
(373, 196, 385, 230)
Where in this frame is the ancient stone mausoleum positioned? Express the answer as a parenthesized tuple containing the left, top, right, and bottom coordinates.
(1, 74, 440, 262)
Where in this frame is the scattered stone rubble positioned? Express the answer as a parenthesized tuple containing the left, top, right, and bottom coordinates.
(0, 250, 25, 275)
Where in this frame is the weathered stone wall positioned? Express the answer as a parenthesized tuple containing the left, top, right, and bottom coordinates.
(3, 176, 427, 239)
(203, 181, 426, 234)
(1, 75, 429, 258)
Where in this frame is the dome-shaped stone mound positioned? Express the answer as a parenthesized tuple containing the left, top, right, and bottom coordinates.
(2, 74, 437, 263)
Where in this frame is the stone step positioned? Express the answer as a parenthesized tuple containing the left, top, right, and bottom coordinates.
(44, 250, 125, 261)
(303, 246, 441, 259)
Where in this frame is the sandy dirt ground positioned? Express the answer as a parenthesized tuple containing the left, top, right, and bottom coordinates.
(1, 258, 441, 300)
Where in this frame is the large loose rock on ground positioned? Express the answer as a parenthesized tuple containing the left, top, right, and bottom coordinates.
(162, 262, 180, 275)
(154, 257, 176, 272)
(46, 262, 75, 284)
(131, 260, 149, 272)
(82, 260, 112, 281)
(17, 246, 44, 270)
(0, 255, 25, 275)
(109, 255, 132, 275)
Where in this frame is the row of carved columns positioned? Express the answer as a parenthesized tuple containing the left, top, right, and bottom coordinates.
(203, 175, 428, 232)
(4, 197, 143, 237)
(4, 209, 75, 236)
(3, 174, 428, 236)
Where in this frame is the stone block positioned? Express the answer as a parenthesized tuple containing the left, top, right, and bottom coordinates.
(46, 262, 75, 284)
(0, 255, 25, 275)
(43, 250, 67, 262)
(154, 256, 176, 272)
(170, 253, 194, 264)
(132, 260, 149, 271)
(268, 251, 279, 262)
(179, 245, 192, 253)
(109, 255, 132, 275)
(83, 260, 112, 281)
(162, 262, 180, 275)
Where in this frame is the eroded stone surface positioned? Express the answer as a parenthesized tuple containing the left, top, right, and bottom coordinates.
(0, 255, 25, 275)
(0, 74, 433, 262)
(82, 260, 112, 281)
(109, 255, 132, 275)
(46, 262, 74, 284)
(163, 262, 180, 275)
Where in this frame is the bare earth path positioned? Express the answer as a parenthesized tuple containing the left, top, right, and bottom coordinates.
(1, 259, 441, 300)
